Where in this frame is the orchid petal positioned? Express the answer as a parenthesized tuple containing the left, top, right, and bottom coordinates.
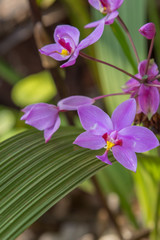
(74, 131, 105, 150)
(78, 105, 113, 135)
(119, 126, 159, 152)
(112, 146, 137, 172)
(54, 25, 80, 46)
(106, 0, 124, 12)
(85, 19, 104, 29)
(104, 11, 119, 25)
(60, 50, 79, 68)
(139, 85, 159, 117)
(58, 96, 94, 111)
(88, 0, 101, 11)
(111, 99, 136, 131)
(78, 20, 105, 50)
(22, 103, 59, 130)
(96, 151, 112, 164)
(122, 75, 140, 93)
(21, 104, 35, 120)
(39, 44, 70, 61)
(138, 60, 159, 79)
(44, 116, 61, 143)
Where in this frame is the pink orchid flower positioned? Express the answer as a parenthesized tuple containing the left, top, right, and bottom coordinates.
(39, 24, 104, 68)
(85, 0, 124, 29)
(74, 99, 159, 172)
(123, 60, 160, 118)
(21, 96, 94, 143)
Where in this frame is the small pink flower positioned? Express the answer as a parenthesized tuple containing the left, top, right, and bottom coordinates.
(85, 0, 124, 29)
(39, 24, 104, 68)
(21, 96, 94, 142)
(122, 60, 160, 118)
(139, 23, 156, 39)
(74, 99, 159, 172)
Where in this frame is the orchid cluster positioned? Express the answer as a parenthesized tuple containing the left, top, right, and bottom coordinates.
(21, 0, 160, 172)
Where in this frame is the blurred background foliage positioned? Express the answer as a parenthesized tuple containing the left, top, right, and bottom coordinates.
(0, 0, 160, 239)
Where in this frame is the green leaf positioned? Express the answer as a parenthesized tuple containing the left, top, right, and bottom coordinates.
(134, 154, 160, 233)
(1, 127, 112, 240)
(11, 71, 57, 107)
(111, 22, 137, 72)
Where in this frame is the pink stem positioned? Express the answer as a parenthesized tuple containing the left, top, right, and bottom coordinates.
(93, 92, 129, 101)
(79, 52, 142, 82)
(145, 83, 160, 88)
(150, 74, 160, 82)
(144, 36, 155, 75)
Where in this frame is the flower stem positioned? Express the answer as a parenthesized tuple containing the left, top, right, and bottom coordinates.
(117, 16, 140, 64)
(145, 83, 160, 88)
(150, 74, 160, 82)
(145, 36, 155, 75)
(79, 51, 141, 82)
(93, 92, 129, 101)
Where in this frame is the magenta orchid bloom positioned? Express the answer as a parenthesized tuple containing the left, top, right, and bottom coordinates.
(85, 0, 124, 29)
(74, 99, 159, 172)
(123, 60, 160, 118)
(39, 24, 104, 68)
(139, 23, 156, 39)
(21, 96, 94, 143)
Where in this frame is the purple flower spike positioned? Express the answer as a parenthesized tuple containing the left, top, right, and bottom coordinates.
(139, 23, 156, 39)
(85, 0, 124, 29)
(21, 96, 95, 142)
(39, 23, 104, 68)
(74, 99, 159, 172)
(21, 103, 60, 143)
(123, 59, 160, 118)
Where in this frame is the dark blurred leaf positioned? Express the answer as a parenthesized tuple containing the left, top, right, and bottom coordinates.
(0, 59, 21, 84)
(148, 0, 160, 66)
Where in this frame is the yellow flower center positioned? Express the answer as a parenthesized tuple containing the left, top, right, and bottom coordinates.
(106, 141, 115, 151)
(61, 49, 70, 56)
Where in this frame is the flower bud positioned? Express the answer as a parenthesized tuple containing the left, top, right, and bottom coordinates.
(139, 23, 156, 39)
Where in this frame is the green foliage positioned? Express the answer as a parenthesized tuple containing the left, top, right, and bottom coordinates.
(11, 71, 57, 107)
(134, 154, 160, 238)
(1, 127, 111, 240)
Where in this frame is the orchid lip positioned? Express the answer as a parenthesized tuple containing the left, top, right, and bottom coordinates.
(102, 131, 122, 152)
(57, 34, 75, 54)
(99, 0, 111, 13)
